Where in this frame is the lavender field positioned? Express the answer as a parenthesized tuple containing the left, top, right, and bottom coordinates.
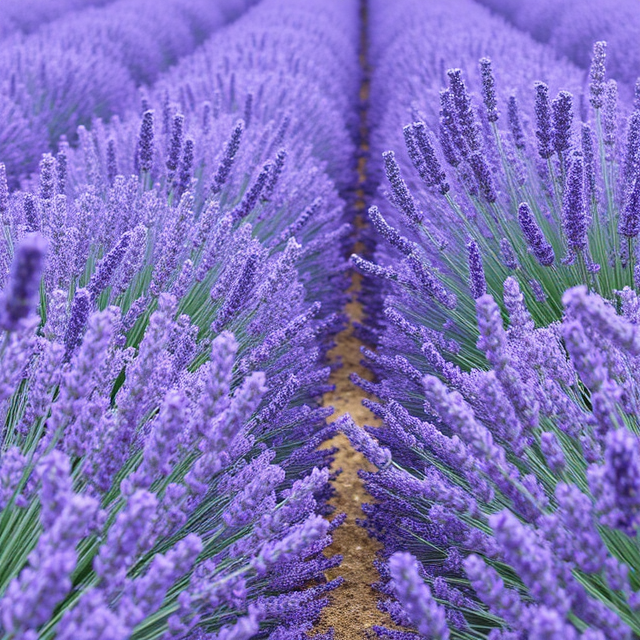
(0, 0, 639, 638)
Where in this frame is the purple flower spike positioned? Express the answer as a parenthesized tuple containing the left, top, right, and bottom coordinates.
(405, 122, 449, 194)
(468, 151, 496, 203)
(464, 554, 524, 624)
(540, 432, 566, 474)
(507, 96, 525, 150)
(551, 91, 573, 156)
(447, 68, 480, 152)
(467, 239, 487, 299)
(563, 285, 640, 355)
(63, 288, 91, 359)
(338, 414, 391, 468)
(0, 233, 47, 331)
(562, 152, 588, 254)
(582, 124, 597, 199)
(534, 82, 554, 160)
(589, 41, 607, 110)
(87, 231, 132, 301)
(620, 176, 640, 238)
(388, 552, 450, 640)
(517, 202, 555, 266)
(383, 150, 423, 225)
(590, 427, 640, 535)
(136, 110, 155, 174)
(489, 509, 570, 613)
(479, 57, 499, 123)
(166, 113, 185, 175)
(210, 120, 245, 196)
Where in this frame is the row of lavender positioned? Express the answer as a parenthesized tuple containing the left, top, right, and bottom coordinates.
(345, 0, 640, 637)
(475, 0, 640, 88)
(0, 0, 111, 41)
(0, 0, 257, 185)
(0, 0, 361, 638)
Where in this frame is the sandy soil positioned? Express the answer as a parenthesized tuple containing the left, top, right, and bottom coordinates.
(313, 4, 397, 635)
(314, 275, 396, 639)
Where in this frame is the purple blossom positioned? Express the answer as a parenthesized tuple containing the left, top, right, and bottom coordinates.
(589, 41, 607, 109)
(0, 233, 47, 331)
(479, 58, 498, 123)
(589, 427, 640, 535)
(562, 152, 588, 255)
(63, 288, 91, 359)
(383, 150, 423, 225)
(338, 414, 392, 468)
(467, 239, 486, 299)
(535, 82, 554, 160)
(136, 110, 155, 174)
(551, 91, 573, 157)
(388, 552, 450, 640)
(517, 202, 555, 266)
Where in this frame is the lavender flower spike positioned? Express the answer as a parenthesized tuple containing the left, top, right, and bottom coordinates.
(517, 202, 555, 266)
(338, 414, 391, 468)
(467, 239, 487, 299)
(383, 150, 423, 225)
(619, 177, 640, 238)
(210, 120, 245, 196)
(589, 41, 607, 110)
(136, 110, 155, 174)
(552, 91, 573, 157)
(507, 95, 525, 150)
(0, 233, 47, 331)
(563, 285, 640, 356)
(534, 82, 554, 160)
(63, 289, 91, 359)
(563, 152, 588, 255)
(479, 57, 498, 122)
(389, 552, 450, 640)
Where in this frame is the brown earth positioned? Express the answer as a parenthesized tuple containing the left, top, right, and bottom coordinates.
(313, 2, 397, 636)
(314, 273, 396, 640)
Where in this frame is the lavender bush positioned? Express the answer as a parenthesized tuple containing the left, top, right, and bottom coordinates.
(0, 0, 257, 184)
(0, 0, 111, 40)
(358, 0, 638, 373)
(345, 0, 640, 637)
(0, 0, 361, 636)
(348, 283, 640, 638)
(476, 0, 640, 89)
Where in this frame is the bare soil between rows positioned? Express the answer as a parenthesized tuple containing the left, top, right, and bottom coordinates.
(313, 275, 395, 639)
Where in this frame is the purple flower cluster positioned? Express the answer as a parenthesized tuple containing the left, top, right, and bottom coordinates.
(0, 0, 360, 637)
(0, 0, 257, 184)
(347, 1, 640, 638)
(353, 280, 640, 637)
(476, 0, 640, 89)
(0, 0, 110, 40)
(358, 0, 640, 372)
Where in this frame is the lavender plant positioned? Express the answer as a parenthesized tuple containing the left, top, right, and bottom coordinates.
(0, 0, 111, 40)
(0, 0, 257, 184)
(0, 0, 363, 636)
(344, 0, 640, 637)
(54, 0, 359, 318)
(475, 0, 640, 89)
(347, 283, 640, 638)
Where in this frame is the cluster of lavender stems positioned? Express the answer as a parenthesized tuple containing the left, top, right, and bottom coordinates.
(343, 0, 640, 637)
(475, 0, 640, 89)
(0, 0, 361, 637)
(4, 0, 640, 638)
(0, 0, 259, 186)
(0, 0, 110, 40)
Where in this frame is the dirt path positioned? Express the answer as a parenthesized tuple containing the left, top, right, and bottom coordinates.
(314, 2, 396, 636)
(314, 273, 394, 639)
